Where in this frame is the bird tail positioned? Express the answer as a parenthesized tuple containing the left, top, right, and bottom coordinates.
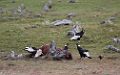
(88, 57, 92, 59)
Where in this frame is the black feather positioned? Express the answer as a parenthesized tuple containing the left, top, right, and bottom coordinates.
(76, 43, 91, 59)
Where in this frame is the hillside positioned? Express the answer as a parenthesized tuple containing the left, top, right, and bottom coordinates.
(0, 0, 120, 54)
(0, 0, 120, 75)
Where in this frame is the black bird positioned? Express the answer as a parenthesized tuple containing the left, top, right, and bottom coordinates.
(76, 28, 85, 38)
(63, 43, 69, 51)
(70, 28, 85, 41)
(48, 5, 52, 9)
(100, 20, 106, 25)
(63, 43, 73, 60)
(98, 55, 103, 60)
(24, 47, 38, 58)
(76, 43, 92, 59)
(69, 0, 76, 3)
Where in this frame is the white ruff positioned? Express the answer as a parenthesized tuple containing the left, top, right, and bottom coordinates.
(34, 49, 43, 58)
(83, 52, 90, 57)
(25, 47, 36, 52)
(65, 45, 67, 46)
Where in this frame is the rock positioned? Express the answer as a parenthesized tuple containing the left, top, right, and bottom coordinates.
(58, 0, 62, 2)
(24, 24, 40, 29)
(69, 0, 76, 3)
(43, 4, 50, 12)
(17, 4, 26, 17)
(112, 37, 120, 44)
(48, 0, 52, 5)
(11, 0, 16, 3)
(31, 25, 38, 28)
(5, 51, 23, 60)
(43, 2, 52, 12)
(33, 14, 42, 18)
(67, 12, 76, 19)
(0, 7, 4, 15)
(105, 45, 120, 52)
(51, 19, 73, 26)
(100, 16, 116, 25)
(7, 63, 15, 67)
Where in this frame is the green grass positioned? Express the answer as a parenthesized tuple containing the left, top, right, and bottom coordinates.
(0, 0, 120, 56)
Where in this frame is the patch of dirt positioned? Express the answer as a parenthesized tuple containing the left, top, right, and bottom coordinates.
(0, 56, 120, 75)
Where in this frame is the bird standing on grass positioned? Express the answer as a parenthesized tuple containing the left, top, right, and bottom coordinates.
(76, 43, 92, 59)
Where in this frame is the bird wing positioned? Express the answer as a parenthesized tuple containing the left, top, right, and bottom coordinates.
(25, 47, 36, 52)
(34, 49, 43, 58)
(83, 52, 90, 57)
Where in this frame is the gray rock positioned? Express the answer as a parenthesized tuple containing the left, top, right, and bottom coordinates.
(6, 51, 23, 60)
(112, 37, 120, 44)
(11, 0, 16, 3)
(43, 4, 50, 12)
(67, 12, 76, 19)
(48, 0, 52, 5)
(69, 0, 76, 3)
(100, 16, 116, 25)
(105, 45, 120, 52)
(17, 4, 26, 17)
(33, 13, 42, 18)
(51, 19, 73, 26)
(43, 0, 53, 12)
(0, 7, 4, 15)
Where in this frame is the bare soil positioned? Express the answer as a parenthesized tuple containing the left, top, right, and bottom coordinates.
(0, 55, 120, 75)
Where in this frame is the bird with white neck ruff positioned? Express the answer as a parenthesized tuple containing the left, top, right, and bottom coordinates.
(76, 43, 92, 59)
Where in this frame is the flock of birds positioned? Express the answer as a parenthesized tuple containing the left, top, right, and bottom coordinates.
(5, 23, 119, 61)
(5, 24, 104, 61)
(23, 25, 88, 60)
(2, 0, 119, 61)
(24, 42, 93, 60)
(24, 41, 103, 60)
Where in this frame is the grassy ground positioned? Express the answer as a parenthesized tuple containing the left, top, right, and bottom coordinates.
(0, 0, 120, 54)
(0, 0, 120, 75)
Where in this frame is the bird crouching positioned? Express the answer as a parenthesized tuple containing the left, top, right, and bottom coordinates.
(70, 35, 80, 41)
(67, 25, 80, 37)
(63, 43, 73, 60)
(76, 43, 92, 59)
(24, 46, 43, 58)
(70, 28, 85, 41)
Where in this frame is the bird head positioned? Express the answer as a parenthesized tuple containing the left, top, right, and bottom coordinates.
(24, 47, 31, 51)
(65, 43, 69, 46)
(76, 43, 80, 47)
